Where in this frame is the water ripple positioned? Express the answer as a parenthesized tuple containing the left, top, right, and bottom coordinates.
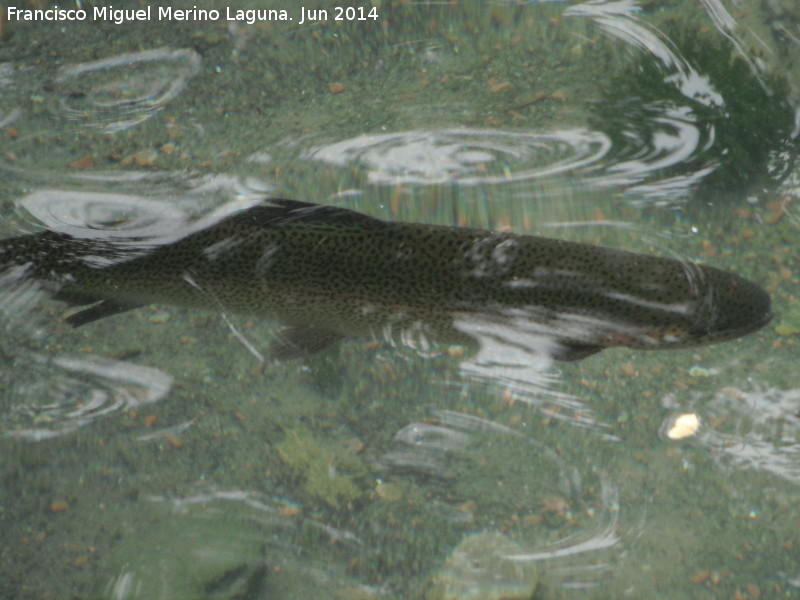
(565, 1, 723, 108)
(18, 188, 188, 239)
(301, 127, 611, 185)
(13, 185, 268, 241)
(2, 353, 173, 441)
(52, 48, 202, 133)
(376, 408, 626, 589)
(702, 385, 800, 484)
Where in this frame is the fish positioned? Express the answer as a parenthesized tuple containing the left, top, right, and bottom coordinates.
(0, 199, 772, 361)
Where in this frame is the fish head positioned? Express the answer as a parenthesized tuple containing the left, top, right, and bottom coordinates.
(690, 266, 772, 344)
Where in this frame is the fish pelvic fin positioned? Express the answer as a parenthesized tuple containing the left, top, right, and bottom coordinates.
(233, 199, 388, 230)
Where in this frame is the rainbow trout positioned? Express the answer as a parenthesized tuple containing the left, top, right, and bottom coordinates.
(0, 199, 772, 361)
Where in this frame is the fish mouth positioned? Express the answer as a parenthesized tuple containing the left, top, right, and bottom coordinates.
(706, 289, 773, 341)
(683, 273, 773, 344)
(729, 307, 774, 339)
(747, 309, 774, 339)
(745, 287, 774, 332)
(756, 308, 774, 329)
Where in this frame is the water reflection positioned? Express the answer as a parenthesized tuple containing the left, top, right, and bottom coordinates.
(566, 1, 724, 108)
(571, 0, 797, 203)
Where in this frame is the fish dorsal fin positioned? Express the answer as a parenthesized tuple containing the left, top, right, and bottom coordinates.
(233, 199, 387, 229)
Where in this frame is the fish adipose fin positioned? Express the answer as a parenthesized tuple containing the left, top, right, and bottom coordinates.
(233, 199, 387, 229)
(269, 325, 344, 360)
(63, 298, 143, 327)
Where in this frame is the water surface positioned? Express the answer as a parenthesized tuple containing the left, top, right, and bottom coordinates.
(1, 1, 799, 599)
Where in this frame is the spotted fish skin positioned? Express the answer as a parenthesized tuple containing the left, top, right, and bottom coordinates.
(0, 199, 772, 360)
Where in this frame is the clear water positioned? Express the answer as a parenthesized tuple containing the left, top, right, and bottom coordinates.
(1, 1, 799, 599)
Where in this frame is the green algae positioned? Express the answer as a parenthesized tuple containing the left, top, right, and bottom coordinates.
(775, 298, 800, 336)
(276, 428, 365, 508)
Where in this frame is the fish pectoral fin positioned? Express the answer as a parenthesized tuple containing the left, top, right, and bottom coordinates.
(63, 298, 143, 327)
(268, 326, 344, 360)
(551, 341, 603, 362)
